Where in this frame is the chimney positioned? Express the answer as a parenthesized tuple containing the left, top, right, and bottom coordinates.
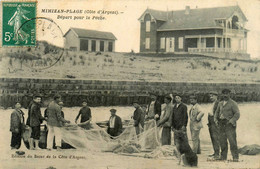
(185, 6, 190, 15)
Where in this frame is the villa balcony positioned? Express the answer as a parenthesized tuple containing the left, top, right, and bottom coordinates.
(188, 47, 247, 54)
(224, 28, 245, 37)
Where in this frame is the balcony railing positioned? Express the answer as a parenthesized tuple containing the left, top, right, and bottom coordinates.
(188, 47, 246, 53)
(224, 29, 245, 36)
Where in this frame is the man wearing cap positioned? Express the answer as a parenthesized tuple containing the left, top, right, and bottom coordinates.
(28, 94, 45, 150)
(146, 93, 161, 121)
(10, 102, 25, 149)
(208, 91, 220, 158)
(46, 95, 70, 150)
(171, 94, 188, 152)
(214, 89, 240, 161)
(107, 109, 122, 137)
(75, 99, 92, 129)
(157, 95, 173, 145)
(189, 95, 204, 154)
(133, 100, 145, 135)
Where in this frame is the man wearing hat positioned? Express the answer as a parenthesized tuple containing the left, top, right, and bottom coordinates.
(107, 109, 122, 137)
(132, 100, 145, 135)
(208, 91, 220, 159)
(171, 94, 188, 153)
(214, 89, 240, 161)
(189, 95, 204, 154)
(157, 95, 173, 145)
(46, 94, 70, 150)
(146, 93, 161, 121)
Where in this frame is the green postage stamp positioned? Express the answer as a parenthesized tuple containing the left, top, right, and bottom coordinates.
(2, 2, 36, 46)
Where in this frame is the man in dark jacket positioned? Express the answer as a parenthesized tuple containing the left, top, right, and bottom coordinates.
(133, 100, 145, 135)
(146, 93, 161, 121)
(172, 94, 188, 152)
(107, 109, 122, 137)
(10, 102, 25, 149)
(75, 99, 92, 129)
(46, 95, 70, 150)
(208, 91, 220, 159)
(214, 89, 240, 161)
(29, 95, 45, 150)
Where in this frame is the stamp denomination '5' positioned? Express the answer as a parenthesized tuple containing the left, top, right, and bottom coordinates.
(2, 2, 36, 46)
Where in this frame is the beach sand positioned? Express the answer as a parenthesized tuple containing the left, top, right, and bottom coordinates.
(0, 103, 259, 169)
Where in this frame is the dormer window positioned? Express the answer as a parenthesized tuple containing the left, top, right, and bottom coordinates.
(232, 15, 239, 29)
(146, 21, 151, 32)
(215, 19, 224, 27)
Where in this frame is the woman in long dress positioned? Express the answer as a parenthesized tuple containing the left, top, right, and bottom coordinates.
(8, 5, 30, 44)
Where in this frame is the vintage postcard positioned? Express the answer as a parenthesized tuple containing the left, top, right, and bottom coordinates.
(0, 0, 259, 169)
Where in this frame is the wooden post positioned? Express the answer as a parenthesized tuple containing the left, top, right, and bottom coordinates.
(221, 37, 224, 52)
(214, 34, 217, 52)
(225, 20, 228, 52)
(88, 39, 92, 51)
(199, 35, 201, 52)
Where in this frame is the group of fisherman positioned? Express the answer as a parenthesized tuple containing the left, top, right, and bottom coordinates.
(10, 88, 240, 162)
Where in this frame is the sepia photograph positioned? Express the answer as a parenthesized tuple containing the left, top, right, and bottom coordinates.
(0, 0, 259, 168)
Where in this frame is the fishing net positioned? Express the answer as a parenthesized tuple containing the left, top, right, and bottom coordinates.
(59, 119, 161, 153)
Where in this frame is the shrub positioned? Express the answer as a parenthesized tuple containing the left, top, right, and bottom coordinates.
(223, 67, 227, 70)
(190, 62, 197, 69)
(227, 62, 231, 67)
(96, 52, 102, 55)
(202, 61, 211, 68)
(73, 60, 76, 65)
(108, 58, 113, 63)
(9, 58, 13, 66)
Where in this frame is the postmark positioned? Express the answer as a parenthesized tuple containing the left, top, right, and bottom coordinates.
(2, 1, 36, 46)
(16, 17, 65, 70)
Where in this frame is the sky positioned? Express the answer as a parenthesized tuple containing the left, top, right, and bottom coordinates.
(37, 0, 260, 58)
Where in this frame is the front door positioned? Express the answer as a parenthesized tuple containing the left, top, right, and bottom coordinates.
(166, 37, 175, 52)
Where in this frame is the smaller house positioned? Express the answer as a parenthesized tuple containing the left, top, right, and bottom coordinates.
(64, 28, 117, 52)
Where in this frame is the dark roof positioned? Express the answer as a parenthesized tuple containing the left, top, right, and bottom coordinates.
(139, 6, 247, 31)
(139, 8, 168, 21)
(64, 28, 117, 40)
